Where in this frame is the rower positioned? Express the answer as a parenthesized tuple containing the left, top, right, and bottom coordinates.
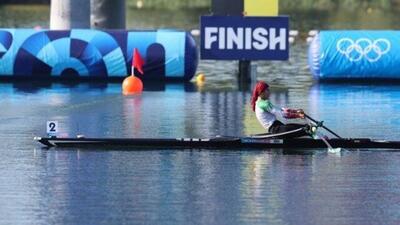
(250, 81, 312, 138)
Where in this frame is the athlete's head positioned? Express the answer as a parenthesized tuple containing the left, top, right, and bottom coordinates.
(251, 81, 269, 111)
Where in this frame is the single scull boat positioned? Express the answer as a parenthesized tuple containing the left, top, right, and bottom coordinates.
(34, 136, 400, 149)
(35, 115, 400, 150)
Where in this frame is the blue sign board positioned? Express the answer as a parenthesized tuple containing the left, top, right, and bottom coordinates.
(200, 16, 289, 60)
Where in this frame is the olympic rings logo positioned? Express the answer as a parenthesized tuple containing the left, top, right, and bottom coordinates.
(336, 38, 391, 62)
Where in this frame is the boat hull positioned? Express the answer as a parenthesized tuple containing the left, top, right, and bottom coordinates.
(34, 136, 400, 150)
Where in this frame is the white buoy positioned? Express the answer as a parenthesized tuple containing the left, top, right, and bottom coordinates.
(136, 0, 143, 8)
(289, 30, 299, 37)
(308, 30, 318, 36)
(306, 37, 314, 43)
(191, 29, 200, 37)
(289, 37, 295, 44)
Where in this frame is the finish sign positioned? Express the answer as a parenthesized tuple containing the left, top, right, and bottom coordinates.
(200, 16, 289, 60)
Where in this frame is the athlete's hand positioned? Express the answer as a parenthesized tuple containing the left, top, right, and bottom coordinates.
(297, 109, 305, 119)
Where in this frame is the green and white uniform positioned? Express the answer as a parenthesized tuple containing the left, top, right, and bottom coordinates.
(255, 97, 309, 138)
(255, 98, 283, 130)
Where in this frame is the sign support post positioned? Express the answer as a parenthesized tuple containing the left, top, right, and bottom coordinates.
(239, 60, 251, 83)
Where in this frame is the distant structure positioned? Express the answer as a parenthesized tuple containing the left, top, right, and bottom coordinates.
(91, 0, 126, 29)
(50, 0, 126, 29)
(212, 0, 243, 15)
(50, 0, 90, 29)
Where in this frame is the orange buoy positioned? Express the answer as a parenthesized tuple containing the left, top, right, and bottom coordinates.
(122, 76, 143, 95)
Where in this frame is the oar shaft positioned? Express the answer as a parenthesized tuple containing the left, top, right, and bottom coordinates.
(304, 114, 342, 139)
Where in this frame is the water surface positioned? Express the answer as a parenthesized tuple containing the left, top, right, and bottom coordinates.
(1, 83, 400, 225)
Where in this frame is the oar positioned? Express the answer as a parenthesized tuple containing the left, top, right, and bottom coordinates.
(303, 113, 343, 152)
(317, 132, 342, 153)
(304, 113, 343, 139)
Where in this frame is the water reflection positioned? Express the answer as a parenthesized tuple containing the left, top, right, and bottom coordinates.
(21, 145, 400, 225)
(0, 80, 197, 94)
(309, 83, 400, 139)
(3, 80, 400, 141)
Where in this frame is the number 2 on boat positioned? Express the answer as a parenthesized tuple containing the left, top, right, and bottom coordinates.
(46, 121, 58, 136)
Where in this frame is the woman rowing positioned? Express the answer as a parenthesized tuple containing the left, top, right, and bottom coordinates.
(251, 81, 310, 138)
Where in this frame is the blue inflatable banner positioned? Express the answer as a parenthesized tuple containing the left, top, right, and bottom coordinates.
(0, 29, 198, 81)
(200, 16, 289, 60)
(309, 30, 400, 79)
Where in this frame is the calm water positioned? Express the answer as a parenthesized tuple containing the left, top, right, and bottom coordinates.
(1, 83, 400, 225)
(1, 4, 400, 225)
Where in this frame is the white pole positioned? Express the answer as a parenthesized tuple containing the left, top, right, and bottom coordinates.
(50, 0, 90, 29)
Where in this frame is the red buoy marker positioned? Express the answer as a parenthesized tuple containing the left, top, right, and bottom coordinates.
(122, 76, 143, 95)
(122, 48, 145, 95)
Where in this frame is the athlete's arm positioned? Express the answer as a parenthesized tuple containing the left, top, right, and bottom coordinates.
(282, 108, 305, 119)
